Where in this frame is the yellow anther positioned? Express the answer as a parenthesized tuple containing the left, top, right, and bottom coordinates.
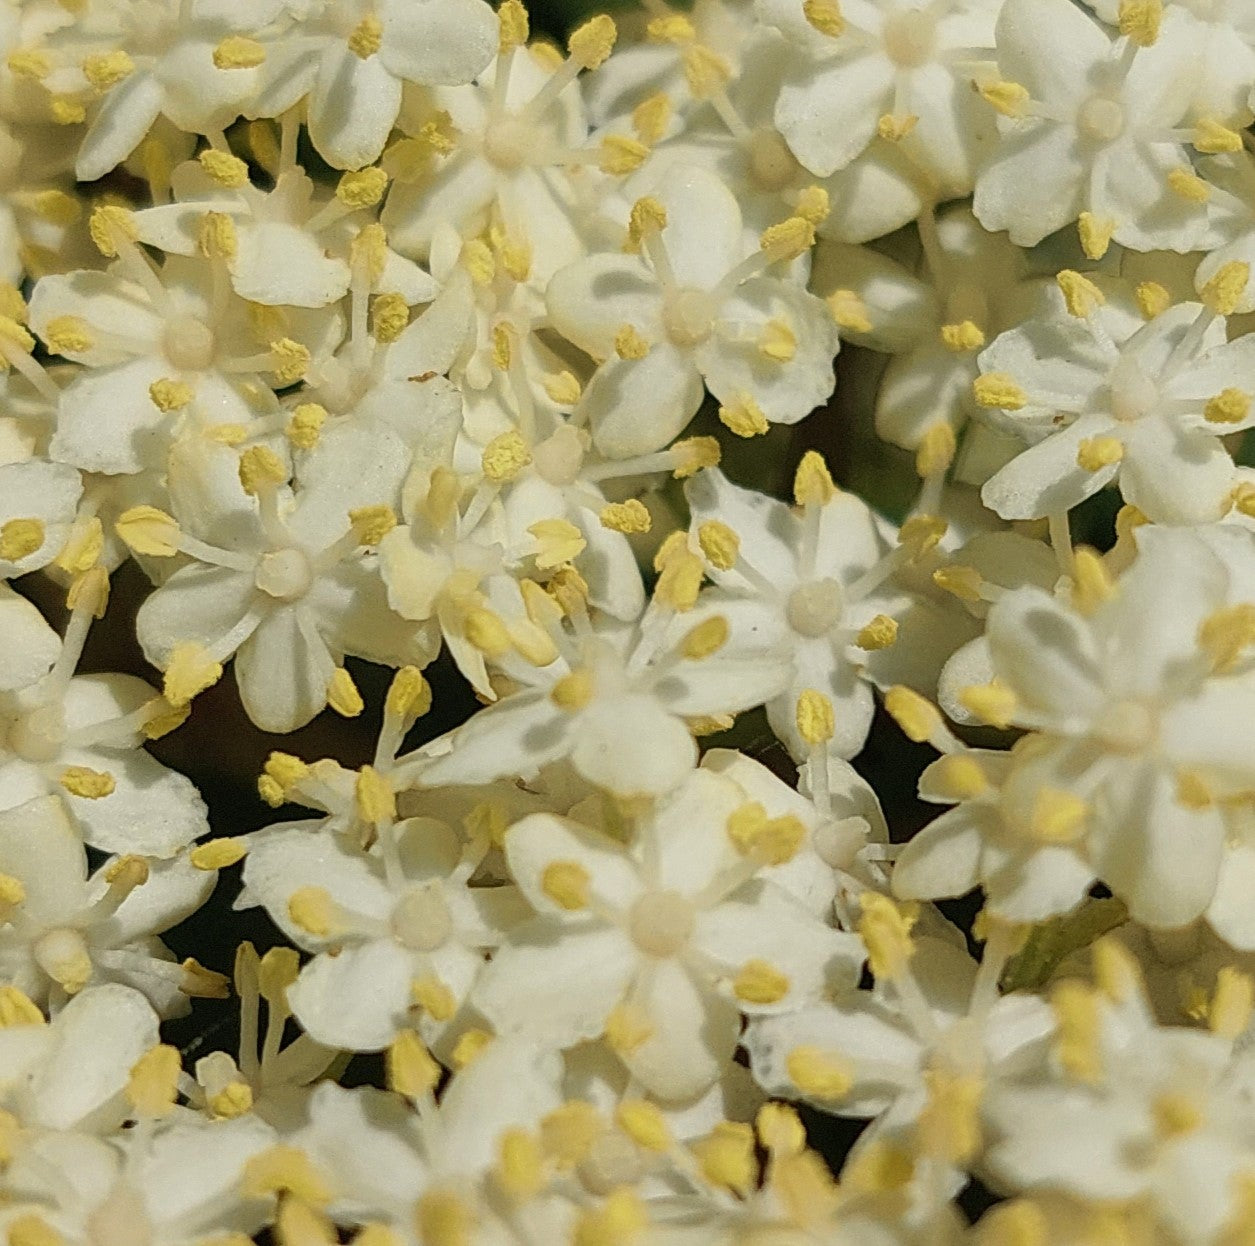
(1029, 788, 1088, 843)
(654, 547, 705, 611)
(163, 643, 224, 707)
(6, 48, 51, 79)
(1152, 1090, 1202, 1139)
(876, 112, 917, 142)
(541, 860, 590, 910)
(1118, 0, 1162, 45)
(647, 13, 696, 42)
(928, 753, 989, 800)
(898, 513, 947, 559)
(541, 370, 581, 405)
(242, 1146, 332, 1204)
(499, 237, 532, 281)
(529, 518, 587, 571)
(259, 752, 309, 807)
(828, 288, 873, 333)
(190, 838, 247, 870)
(0, 517, 44, 561)
(802, 0, 845, 35)
(883, 685, 943, 744)
(370, 291, 409, 343)
(793, 449, 836, 506)
(1205, 387, 1251, 424)
(337, 166, 389, 209)
(1210, 966, 1254, 1040)
(451, 1028, 493, 1068)
(411, 974, 458, 1022)
(198, 148, 249, 188)
(482, 429, 532, 482)
(1077, 435, 1124, 471)
(671, 435, 721, 477)
(286, 401, 327, 450)
(50, 96, 87, 125)
(958, 680, 1018, 728)
(497, 1128, 545, 1198)
(460, 238, 495, 286)
(1193, 117, 1244, 155)
(213, 34, 266, 68)
(350, 220, 388, 283)
(693, 1122, 757, 1194)
(466, 607, 514, 657)
(59, 766, 115, 799)
(1077, 212, 1116, 261)
(933, 564, 984, 603)
(855, 613, 898, 651)
(1232, 482, 1255, 518)
(143, 699, 189, 740)
(796, 689, 835, 746)
(1201, 261, 1250, 315)
(7, 1215, 67, 1246)
(1198, 602, 1255, 672)
(718, 393, 769, 437)
(794, 185, 830, 225)
(53, 517, 103, 575)
(1056, 269, 1105, 318)
(208, 1081, 254, 1119)
(27, 190, 80, 228)
(1091, 937, 1141, 1003)
(349, 504, 397, 548)
(499, 0, 530, 50)
(604, 1002, 653, 1054)
(915, 421, 956, 478)
(355, 764, 395, 823)
(697, 520, 739, 571)
(1167, 166, 1211, 203)
(417, 1191, 477, 1246)
(1052, 980, 1103, 1082)
(573, 1188, 647, 1246)
(616, 1100, 670, 1151)
(978, 78, 1029, 118)
(88, 204, 138, 257)
(270, 337, 311, 384)
(385, 666, 432, 721)
(206, 422, 248, 445)
(568, 13, 617, 67)
(1071, 546, 1114, 614)
(148, 376, 195, 412)
(83, 48, 135, 90)
(126, 1043, 181, 1117)
(257, 946, 300, 1002)
(939, 320, 985, 353)
(493, 323, 515, 369)
(682, 43, 732, 97)
(0, 314, 34, 354)
(918, 1070, 983, 1164)
(632, 91, 672, 143)
(288, 885, 337, 937)
(348, 13, 383, 56)
(328, 667, 363, 712)
(760, 215, 815, 263)
(197, 209, 237, 260)
(858, 891, 916, 980)
(541, 1100, 603, 1168)
(0, 871, 24, 906)
(115, 505, 181, 557)
(759, 317, 797, 363)
(0, 985, 44, 1026)
(680, 615, 729, 659)
(614, 323, 650, 359)
(1176, 767, 1213, 810)
(40, 315, 92, 358)
(1135, 280, 1171, 319)
(599, 499, 651, 534)
(756, 1102, 807, 1155)
(238, 445, 286, 496)
(103, 855, 149, 890)
(599, 133, 650, 175)
(973, 372, 1027, 409)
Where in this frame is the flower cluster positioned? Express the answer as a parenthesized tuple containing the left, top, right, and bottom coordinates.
(2, 0, 1255, 1239)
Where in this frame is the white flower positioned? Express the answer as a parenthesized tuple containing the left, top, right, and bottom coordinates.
(251, 0, 499, 169)
(546, 164, 837, 457)
(472, 767, 862, 1100)
(976, 273, 1255, 525)
(0, 458, 82, 580)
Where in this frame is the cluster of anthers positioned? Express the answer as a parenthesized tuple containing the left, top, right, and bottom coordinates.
(2, 0, 1255, 1241)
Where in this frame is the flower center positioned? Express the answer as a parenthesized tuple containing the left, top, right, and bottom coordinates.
(662, 287, 718, 347)
(6, 705, 65, 762)
(391, 884, 453, 951)
(1077, 94, 1125, 143)
(1109, 354, 1161, 422)
(482, 114, 532, 170)
(881, 9, 937, 67)
(1094, 698, 1159, 753)
(162, 314, 217, 372)
(628, 889, 695, 958)
(254, 548, 314, 601)
(746, 126, 800, 191)
(785, 578, 845, 638)
(87, 1183, 154, 1246)
(532, 425, 586, 486)
(579, 1131, 646, 1194)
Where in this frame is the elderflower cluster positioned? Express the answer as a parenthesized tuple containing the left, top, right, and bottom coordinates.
(2, 0, 1255, 1240)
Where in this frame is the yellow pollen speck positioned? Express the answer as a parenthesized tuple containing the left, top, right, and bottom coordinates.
(599, 499, 651, 534)
(626, 196, 667, 253)
(929, 753, 989, 800)
(270, 336, 311, 384)
(0, 517, 44, 562)
(287, 402, 327, 449)
(542, 370, 581, 405)
(718, 393, 769, 437)
(898, 513, 947, 559)
(683, 42, 732, 97)
(349, 503, 397, 547)
(190, 838, 247, 870)
(859, 892, 916, 980)
(733, 959, 790, 1004)
(126, 1043, 181, 1117)
(693, 1121, 756, 1194)
(1135, 280, 1171, 319)
(604, 1002, 653, 1053)
(197, 210, 237, 260)
(617, 1099, 670, 1151)
(213, 34, 266, 68)
(482, 429, 532, 482)
(940, 320, 985, 353)
(1077, 212, 1116, 261)
(680, 615, 729, 659)
(337, 166, 389, 208)
(1201, 261, 1250, 315)
(795, 185, 830, 225)
(1205, 388, 1250, 424)
(883, 685, 942, 744)
(163, 643, 224, 708)
(50, 95, 86, 125)
(541, 860, 590, 910)
(632, 91, 672, 143)
(856, 613, 898, 650)
(1057, 269, 1105, 318)
(796, 688, 834, 745)
(238, 444, 286, 495)
(793, 449, 836, 506)
(370, 291, 409, 343)
(614, 323, 650, 359)
(1077, 435, 1124, 471)
(670, 435, 721, 477)
(958, 680, 1018, 728)
(59, 766, 115, 799)
(7, 48, 51, 79)
(568, 13, 617, 67)
(697, 519, 739, 570)
(828, 288, 872, 333)
(1167, 166, 1211, 203)
(288, 885, 336, 937)
(915, 421, 956, 477)
(42, 314, 93, 355)
(0, 872, 25, 906)
(348, 14, 383, 57)
(149, 377, 195, 412)
(1118, 0, 1162, 46)
(208, 1081, 254, 1119)
(599, 133, 650, 175)
(198, 148, 249, 188)
(760, 215, 815, 262)
(1030, 788, 1088, 843)
(973, 372, 1027, 409)
(355, 764, 395, 823)
(499, 0, 530, 50)
(876, 112, 917, 142)
(802, 0, 844, 36)
(978, 79, 1029, 117)
(411, 973, 458, 1021)
(88, 204, 138, 257)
